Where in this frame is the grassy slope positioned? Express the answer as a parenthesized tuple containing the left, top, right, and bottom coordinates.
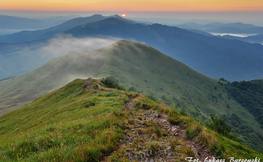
(0, 40, 262, 151)
(0, 79, 262, 161)
(104, 40, 263, 151)
(0, 79, 129, 161)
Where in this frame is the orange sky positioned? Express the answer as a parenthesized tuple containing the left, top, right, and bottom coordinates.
(1, 0, 262, 12)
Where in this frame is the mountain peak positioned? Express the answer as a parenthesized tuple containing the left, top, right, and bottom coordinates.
(112, 14, 122, 18)
(89, 14, 104, 18)
(108, 40, 152, 52)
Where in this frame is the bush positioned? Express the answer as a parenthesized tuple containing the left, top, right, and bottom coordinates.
(180, 111, 188, 116)
(101, 77, 125, 90)
(155, 126, 162, 137)
(186, 125, 202, 139)
(147, 95, 157, 102)
(162, 132, 169, 136)
(85, 101, 96, 108)
(141, 103, 152, 110)
(167, 116, 181, 125)
(206, 114, 231, 136)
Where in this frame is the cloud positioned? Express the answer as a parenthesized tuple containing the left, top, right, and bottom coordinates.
(40, 34, 119, 58)
(0, 35, 120, 79)
(209, 33, 257, 38)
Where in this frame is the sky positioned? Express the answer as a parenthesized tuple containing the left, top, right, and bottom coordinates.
(0, 0, 262, 25)
(1, 0, 263, 12)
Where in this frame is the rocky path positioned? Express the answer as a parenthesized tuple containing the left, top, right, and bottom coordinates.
(105, 98, 215, 162)
(145, 111, 215, 161)
(83, 79, 99, 90)
(125, 98, 133, 111)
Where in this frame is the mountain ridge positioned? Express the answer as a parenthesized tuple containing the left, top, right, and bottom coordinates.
(1, 16, 262, 81)
(0, 14, 107, 43)
(1, 78, 262, 161)
(177, 22, 263, 34)
(0, 40, 262, 152)
(64, 17, 263, 81)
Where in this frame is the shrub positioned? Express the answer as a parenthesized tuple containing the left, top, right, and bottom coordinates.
(155, 126, 162, 137)
(167, 116, 181, 125)
(162, 132, 169, 136)
(180, 111, 188, 116)
(147, 95, 157, 102)
(85, 101, 96, 108)
(101, 77, 125, 90)
(142, 103, 152, 110)
(206, 114, 231, 136)
(186, 124, 202, 139)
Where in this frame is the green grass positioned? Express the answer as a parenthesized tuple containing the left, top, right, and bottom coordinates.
(0, 79, 128, 161)
(133, 95, 263, 160)
(0, 79, 262, 161)
(0, 40, 262, 152)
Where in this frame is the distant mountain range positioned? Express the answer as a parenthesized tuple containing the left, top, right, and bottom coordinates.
(1, 40, 262, 152)
(0, 15, 77, 35)
(0, 14, 262, 81)
(177, 22, 263, 44)
(50, 17, 263, 81)
(177, 22, 263, 34)
(0, 14, 132, 43)
(220, 34, 263, 45)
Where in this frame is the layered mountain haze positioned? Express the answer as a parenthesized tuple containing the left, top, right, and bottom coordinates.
(64, 17, 263, 81)
(0, 15, 73, 35)
(177, 22, 263, 34)
(0, 14, 131, 43)
(1, 15, 262, 81)
(1, 40, 262, 152)
(0, 14, 106, 43)
(177, 22, 263, 44)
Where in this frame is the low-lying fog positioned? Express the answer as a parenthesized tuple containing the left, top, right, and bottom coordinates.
(0, 35, 120, 79)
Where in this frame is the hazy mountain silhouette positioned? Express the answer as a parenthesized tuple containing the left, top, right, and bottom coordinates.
(0, 16, 262, 81)
(65, 18, 263, 81)
(177, 22, 263, 34)
(0, 14, 107, 43)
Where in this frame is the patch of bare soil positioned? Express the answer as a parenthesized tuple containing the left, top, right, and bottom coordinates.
(125, 98, 133, 111)
(83, 79, 99, 90)
(105, 98, 215, 162)
(146, 112, 215, 161)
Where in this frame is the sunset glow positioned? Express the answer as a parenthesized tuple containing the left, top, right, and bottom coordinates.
(0, 0, 262, 12)
(122, 14, 126, 17)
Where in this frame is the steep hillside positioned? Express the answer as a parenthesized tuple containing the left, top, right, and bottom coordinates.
(0, 40, 262, 152)
(0, 78, 262, 161)
(225, 80, 263, 128)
